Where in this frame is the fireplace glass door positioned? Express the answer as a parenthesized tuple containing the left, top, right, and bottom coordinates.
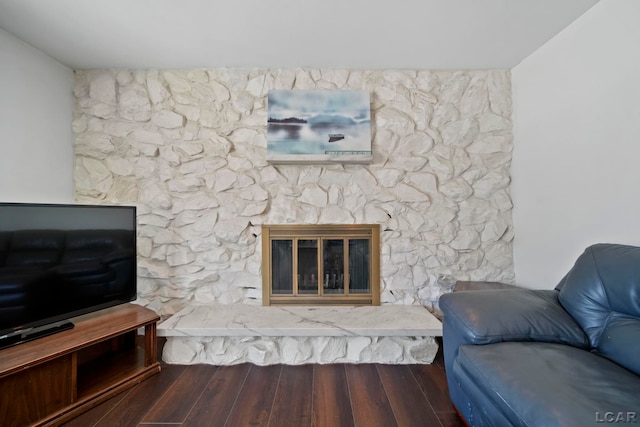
(263, 225, 380, 305)
(323, 239, 344, 294)
(298, 239, 319, 294)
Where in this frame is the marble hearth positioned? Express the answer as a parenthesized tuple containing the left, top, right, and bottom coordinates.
(158, 304, 442, 365)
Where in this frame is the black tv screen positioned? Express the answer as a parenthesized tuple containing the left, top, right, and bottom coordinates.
(0, 203, 137, 348)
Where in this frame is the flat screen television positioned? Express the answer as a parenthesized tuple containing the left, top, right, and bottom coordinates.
(0, 202, 137, 349)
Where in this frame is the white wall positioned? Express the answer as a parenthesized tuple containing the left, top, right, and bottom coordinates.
(511, 0, 640, 289)
(0, 28, 74, 203)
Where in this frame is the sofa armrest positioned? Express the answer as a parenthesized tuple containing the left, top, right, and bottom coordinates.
(439, 289, 591, 409)
(440, 289, 589, 348)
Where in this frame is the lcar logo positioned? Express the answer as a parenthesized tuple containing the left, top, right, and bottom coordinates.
(595, 412, 638, 424)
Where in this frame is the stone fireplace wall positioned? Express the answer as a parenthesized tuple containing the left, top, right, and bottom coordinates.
(72, 68, 514, 317)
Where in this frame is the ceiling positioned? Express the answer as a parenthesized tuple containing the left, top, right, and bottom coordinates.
(0, 0, 599, 70)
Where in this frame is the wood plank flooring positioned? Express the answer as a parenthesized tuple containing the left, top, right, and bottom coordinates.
(63, 338, 465, 427)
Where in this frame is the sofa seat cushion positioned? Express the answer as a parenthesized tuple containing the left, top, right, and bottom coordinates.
(453, 342, 640, 427)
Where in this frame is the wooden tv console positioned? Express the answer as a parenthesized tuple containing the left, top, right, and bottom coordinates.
(0, 303, 160, 427)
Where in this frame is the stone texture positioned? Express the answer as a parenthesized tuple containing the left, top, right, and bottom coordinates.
(73, 68, 514, 317)
(89, 71, 116, 105)
(118, 84, 151, 121)
(152, 110, 186, 129)
(162, 335, 438, 365)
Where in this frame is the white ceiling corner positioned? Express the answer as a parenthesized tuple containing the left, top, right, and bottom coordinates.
(0, 0, 600, 70)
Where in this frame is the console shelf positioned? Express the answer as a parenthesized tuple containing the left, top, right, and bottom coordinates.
(0, 303, 160, 427)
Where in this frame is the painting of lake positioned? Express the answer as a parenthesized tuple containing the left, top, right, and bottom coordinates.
(267, 90, 372, 164)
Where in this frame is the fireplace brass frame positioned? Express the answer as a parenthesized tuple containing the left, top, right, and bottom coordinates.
(262, 224, 380, 306)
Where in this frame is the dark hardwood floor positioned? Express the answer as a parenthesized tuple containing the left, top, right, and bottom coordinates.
(63, 338, 464, 427)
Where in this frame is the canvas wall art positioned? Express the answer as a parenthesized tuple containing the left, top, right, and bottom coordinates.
(267, 90, 372, 164)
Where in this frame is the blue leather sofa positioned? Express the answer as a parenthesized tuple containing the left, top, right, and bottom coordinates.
(440, 244, 640, 426)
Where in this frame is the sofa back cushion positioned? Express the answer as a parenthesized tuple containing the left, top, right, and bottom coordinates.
(557, 243, 640, 375)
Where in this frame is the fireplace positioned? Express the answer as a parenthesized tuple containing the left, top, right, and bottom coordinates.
(261, 224, 380, 306)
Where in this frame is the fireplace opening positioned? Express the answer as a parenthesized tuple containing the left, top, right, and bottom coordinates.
(262, 224, 380, 306)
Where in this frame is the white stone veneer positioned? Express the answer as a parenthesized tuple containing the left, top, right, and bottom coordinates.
(73, 68, 514, 318)
(163, 336, 438, 366)
(158, 304, 441, 365)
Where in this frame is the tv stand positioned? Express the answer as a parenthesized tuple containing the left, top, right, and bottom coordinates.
(0, 303, 160, 426)
(0, 320, 75, 351)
